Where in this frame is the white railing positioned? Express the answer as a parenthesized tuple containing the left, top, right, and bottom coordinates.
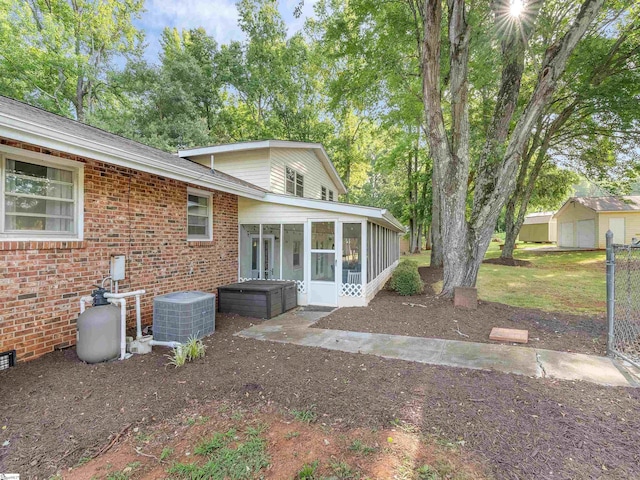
(339, 282, 364, 297)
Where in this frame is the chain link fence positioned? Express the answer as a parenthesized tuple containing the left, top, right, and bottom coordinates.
(607, 231, 640, 368)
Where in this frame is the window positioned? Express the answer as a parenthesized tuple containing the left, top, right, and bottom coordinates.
(1, 152, 83, 239)
(328, 190, 334, 201)
(187, 189, 212, 240)
(321, 186, 327, 200)
(285, 166, 304, 197)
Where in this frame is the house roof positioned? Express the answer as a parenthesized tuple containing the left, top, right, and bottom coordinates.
(178, 140, 348, 196)
(523, 212, 555, 225)
(0, 96, 266, 199)
(0, 96, 402, 229)
(555, 196, 640, 216)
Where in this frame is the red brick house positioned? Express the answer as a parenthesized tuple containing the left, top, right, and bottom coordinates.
(0, 96, 402, 362)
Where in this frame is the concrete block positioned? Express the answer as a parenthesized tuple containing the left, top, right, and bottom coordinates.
(454, 287, 477, 309)
(490, 327, 529, 344)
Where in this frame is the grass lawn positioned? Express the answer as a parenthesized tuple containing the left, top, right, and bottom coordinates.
(409, 242, 606, 316)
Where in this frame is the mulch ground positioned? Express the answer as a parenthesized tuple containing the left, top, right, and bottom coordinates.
(483, 257, 532, 267)
(1, 310, 638, 479)
(314, 266, 607, 355)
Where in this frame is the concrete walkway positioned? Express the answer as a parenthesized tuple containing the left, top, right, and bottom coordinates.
(237, 309, 639, 388)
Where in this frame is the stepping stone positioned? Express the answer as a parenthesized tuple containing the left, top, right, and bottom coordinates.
(490, 327, 529, 344)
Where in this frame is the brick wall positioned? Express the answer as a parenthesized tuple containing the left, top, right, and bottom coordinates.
(0, 138, 239, 362)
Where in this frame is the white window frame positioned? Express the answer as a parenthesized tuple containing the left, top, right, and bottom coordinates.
(285, 166, 304, 197)
(328, 190, 334, 201)
(0, 145, 84, 241)
(321, 186, 327, 200)
(187, 187, 213, 241)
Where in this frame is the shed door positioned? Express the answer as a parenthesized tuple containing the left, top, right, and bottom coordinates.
(577, 219, 595, 248)
(609, 218, 625, 244)
(559, 222, 574, 247)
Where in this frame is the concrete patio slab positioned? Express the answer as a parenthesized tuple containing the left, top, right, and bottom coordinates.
(236, 309, 638, 388)
(440, 340, 539, 377)
(536, 349, 633, 387)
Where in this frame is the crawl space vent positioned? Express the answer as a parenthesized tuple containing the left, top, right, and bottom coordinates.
(0, 350, 16, 370)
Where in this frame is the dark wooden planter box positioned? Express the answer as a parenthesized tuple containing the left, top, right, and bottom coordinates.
(218, 280, 297, 319)
(262, 280, 298, 312)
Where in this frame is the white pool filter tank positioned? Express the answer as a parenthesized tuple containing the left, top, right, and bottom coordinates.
(76, 287, 121, 363)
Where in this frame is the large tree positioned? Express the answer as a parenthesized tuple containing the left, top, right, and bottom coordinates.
(501, 9, 640, 259)
(419, 0, 605, 295)
(0, 0, 143, 121)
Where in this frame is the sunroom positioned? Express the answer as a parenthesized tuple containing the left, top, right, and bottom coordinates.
(237, 194, 403, 307)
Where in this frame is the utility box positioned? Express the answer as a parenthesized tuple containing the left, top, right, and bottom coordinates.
(153, 291, 216, 343)
(110, 255, 126, 281)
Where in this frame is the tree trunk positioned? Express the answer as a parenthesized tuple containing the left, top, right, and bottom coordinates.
(429, 163, 443, 267)
(75, 76, 85, 122)
(502, 198, 519, 259)
(421, 0, 603, 296)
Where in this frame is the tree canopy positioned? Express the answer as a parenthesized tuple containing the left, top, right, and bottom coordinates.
(0, 0, 637, 281)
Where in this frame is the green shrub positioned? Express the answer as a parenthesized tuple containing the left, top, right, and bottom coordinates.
(390, 260, 424, 296)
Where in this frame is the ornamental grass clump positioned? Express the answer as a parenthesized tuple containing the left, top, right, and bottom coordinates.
(390, 259, 424, 296)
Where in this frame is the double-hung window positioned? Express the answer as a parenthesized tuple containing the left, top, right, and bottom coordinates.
(1, 150, 83, 239)
(285, 166, 304, 197)
(321, 186, 327, 200)
(328, 190, 334, 201)
(187, 189, 212, 241)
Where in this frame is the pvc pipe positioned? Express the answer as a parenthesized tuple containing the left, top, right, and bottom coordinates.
(107, 297, 127, 360)
(79, 296, 93, 313)
(104, 290, 146, 299)
(104, 290, 146, 357)
(149, 339, 181, 349)
(135, 295, 142, 339)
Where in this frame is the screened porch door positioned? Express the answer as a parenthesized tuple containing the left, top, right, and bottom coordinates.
(308, 220, 338, 306)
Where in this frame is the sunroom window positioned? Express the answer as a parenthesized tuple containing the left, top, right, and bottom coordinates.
(2, 155, 81, 238)
(187, 189, 212, 240)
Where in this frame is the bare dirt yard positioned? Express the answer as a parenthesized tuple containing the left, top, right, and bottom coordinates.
(314, 266, 607, 355)
(1, 312, 639, 479)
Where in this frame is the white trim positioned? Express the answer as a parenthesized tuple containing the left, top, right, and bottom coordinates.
(187, 187, 213, 241)
(0, 146, 84, 241)
(361, 221, 368, 287)
(178, 140, 348, 195)
(261, 193, 404, 231)
(0, 113, 265, 200)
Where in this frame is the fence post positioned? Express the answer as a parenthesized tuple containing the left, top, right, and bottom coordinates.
(606, 230, 615, 357)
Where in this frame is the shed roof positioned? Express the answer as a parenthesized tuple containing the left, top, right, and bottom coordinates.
(523, 212, 555, 225)
(556, 196, 640, 214)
